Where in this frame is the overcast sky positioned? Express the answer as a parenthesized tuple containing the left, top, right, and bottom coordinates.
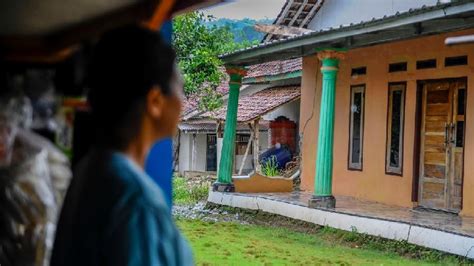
(201, 0, 286, 20)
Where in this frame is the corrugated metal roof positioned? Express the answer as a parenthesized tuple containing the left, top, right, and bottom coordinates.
(221, 0, 474, 66)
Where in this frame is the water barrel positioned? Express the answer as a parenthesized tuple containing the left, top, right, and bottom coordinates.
(259, 145, 292, 170)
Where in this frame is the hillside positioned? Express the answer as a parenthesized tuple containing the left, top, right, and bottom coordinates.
(206, 18, 274, 43)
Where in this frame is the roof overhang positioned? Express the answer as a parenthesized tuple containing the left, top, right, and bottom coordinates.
(222, 0, 474, 66)
(0, 0, 221, 63)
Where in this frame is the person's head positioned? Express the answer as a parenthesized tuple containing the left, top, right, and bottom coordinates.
(88, 25, 183, 151)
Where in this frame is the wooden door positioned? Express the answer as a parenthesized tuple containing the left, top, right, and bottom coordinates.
(419, 79, 466, 212)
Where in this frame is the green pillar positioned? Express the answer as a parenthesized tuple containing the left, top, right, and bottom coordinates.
(309, 50, 344, 209)
(213, 66, 247, 192)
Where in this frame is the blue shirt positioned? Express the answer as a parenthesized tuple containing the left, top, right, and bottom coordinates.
(51, 150, 193, 266)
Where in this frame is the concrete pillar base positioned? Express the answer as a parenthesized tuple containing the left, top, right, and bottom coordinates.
(308, 195, 336, 209)
(212, 182, 235, 192)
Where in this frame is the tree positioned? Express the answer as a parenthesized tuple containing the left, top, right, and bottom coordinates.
(172, 12, 257, 111)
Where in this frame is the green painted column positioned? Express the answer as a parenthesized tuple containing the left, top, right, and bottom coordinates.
(309, 50, 344, 209)
(213, 66, 247, 192)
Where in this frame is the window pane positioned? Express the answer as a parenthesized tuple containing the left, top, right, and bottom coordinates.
(351, 92, 362, 164)
(389, 90, 402, 168)
(458, 89, 466, 116)
(456, 121, 464, 148)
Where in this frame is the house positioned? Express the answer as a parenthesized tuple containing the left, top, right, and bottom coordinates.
(177, 59, 302, 176)
(215, 0, 474, 216)
(207, 0, 474, 257)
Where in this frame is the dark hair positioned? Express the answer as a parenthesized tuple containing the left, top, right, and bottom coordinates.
(88, 25, 176, 149)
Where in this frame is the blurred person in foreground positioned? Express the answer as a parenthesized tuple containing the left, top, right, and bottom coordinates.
(50, 25, 193, 266)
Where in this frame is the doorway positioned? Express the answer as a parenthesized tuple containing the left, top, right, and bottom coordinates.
(206, 134, 217, 171)
(418, 78, 466, 212)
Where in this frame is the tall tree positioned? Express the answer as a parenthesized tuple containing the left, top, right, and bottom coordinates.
(173, 12, 256, 111)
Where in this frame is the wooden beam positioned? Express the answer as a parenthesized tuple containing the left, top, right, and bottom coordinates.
(145, 0, 176, 30)
(253, 119, 261, 173)
(301, 0, 324, 27)
(238, 127, 254, 176)
(217, 120, 224, 138)
(255, 24, 314, 37)
(1, 0, 158, 63)
(264, 0, 294, 42)
(288, 0, 308, 27)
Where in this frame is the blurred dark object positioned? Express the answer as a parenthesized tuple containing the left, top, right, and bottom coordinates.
(72, 109, 93, 168)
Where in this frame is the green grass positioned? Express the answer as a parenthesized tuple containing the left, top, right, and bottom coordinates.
(177, 219, 467, 266)
(173, 176, 210, 205)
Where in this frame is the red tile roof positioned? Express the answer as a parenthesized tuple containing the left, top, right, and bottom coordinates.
(245, 58, 302, 79)
(181, 58, 302, 118)
(204, 86, 300, 123)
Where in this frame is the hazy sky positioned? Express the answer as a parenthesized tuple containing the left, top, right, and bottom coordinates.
(201, 0, 286, 20)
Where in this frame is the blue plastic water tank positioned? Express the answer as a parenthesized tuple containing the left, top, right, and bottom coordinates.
(259, 146, 292, 170)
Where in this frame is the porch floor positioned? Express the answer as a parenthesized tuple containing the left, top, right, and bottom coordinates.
(208, 190, 474, 258)
(245, 191, 474, 237)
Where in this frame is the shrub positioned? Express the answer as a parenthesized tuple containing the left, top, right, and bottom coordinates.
(261, 156, 280, 177)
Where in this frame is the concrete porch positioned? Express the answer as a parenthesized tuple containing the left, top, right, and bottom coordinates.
(208, 190, 474, 258)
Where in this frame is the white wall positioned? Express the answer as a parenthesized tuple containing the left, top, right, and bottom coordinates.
(179, 130, 270, 175)
(259, 131, 269, 152)
(263, 99, 300, 123)
(308, 0, 439, 31)
(178, 132, 208, 174)
(178, 133, 191, 174)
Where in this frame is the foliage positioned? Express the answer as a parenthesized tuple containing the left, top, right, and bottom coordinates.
(177, 219, 466, 265)
(173, 175, 210, 205)
(261, 156, 280, 176)
(173, 12, 257, 111)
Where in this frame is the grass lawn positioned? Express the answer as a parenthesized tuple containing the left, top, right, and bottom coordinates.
(177, 219, 464, 265)
(172, 176, 468, 265)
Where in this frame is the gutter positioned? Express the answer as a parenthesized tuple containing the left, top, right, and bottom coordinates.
(243, 70, 302, 84)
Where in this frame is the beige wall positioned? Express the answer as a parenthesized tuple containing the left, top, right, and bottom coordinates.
(299, 29, 474, 216)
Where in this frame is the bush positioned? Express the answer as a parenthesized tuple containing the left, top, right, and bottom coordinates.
(261, 156, 280, 177)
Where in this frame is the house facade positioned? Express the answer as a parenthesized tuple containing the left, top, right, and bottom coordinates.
(216, 0, 474, 216)
(299, 29, 473, 214)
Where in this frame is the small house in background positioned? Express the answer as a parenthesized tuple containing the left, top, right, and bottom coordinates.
(176, 58, 302, 176)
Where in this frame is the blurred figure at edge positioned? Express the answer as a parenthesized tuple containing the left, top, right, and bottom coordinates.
(51, 25, 193, 266)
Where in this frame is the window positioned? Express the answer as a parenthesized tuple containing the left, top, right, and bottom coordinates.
(385, 83, 406, 175)
(348, 85, 365, 170)
(445, 55, 468, 67)
(351, 67, 367, 76)
(416, 59, 436, 69)
(389, 62, 407, 73)
(456, 88, 466, 148)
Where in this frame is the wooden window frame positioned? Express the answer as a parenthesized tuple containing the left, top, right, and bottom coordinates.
(385, 82, 406, 176)
(235, 134, 252, 155)
(348, 84, 365, 171)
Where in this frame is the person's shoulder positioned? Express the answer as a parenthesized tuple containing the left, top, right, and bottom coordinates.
(107, 152, 168, 212)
